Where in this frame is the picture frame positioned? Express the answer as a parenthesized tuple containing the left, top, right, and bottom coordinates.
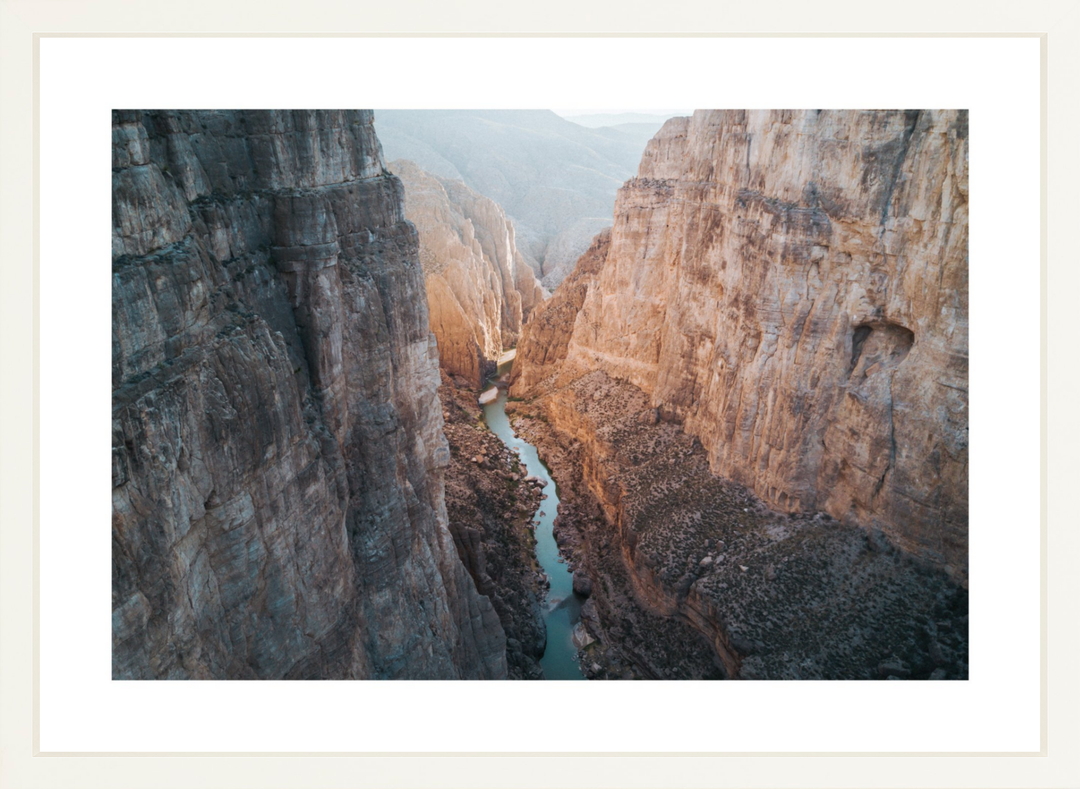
(2, 1, 1076, 786)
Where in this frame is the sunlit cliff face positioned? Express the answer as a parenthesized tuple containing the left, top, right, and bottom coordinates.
(391, 158, 542, 386)
(519, 109, 969, 583)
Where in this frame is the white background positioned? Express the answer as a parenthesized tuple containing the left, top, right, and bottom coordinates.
(38, 36, 1041, 753)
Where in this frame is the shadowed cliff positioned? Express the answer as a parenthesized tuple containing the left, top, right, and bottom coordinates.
(112, 110, 506, 679)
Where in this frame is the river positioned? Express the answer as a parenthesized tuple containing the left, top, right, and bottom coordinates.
(481, 356, 586, 680)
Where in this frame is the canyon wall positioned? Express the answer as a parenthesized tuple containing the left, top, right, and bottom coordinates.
(112, 110, 506, 679)
(511, 228, 609, 395)
(391, 159, 542, 385)
(516, 110, 968, 582)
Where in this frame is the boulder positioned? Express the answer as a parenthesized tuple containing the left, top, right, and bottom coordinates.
(572, 571, 593, 597)
(877, 658, 912, 679)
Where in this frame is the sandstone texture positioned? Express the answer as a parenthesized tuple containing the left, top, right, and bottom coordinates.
(515, 110, 969, 583)
(112, 110, 506, 679)
(391, 159, 542, 385)
(375, 110, 658, 288)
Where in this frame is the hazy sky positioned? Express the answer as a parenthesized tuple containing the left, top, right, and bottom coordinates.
(553, 109, 691, 118)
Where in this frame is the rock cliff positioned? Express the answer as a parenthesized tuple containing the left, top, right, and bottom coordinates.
(510, 228, 609, 395)
(515, 110, 969, 582)
(391, 159, 542, 385)
(112, 110, 506, 679)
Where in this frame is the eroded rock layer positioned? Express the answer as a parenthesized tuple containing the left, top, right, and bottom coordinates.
(391, 160, 543, 385)
(112, 110, 506, 679)
(515, 110, 969, 582)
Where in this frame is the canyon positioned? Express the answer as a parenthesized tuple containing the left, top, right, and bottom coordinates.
(113, 108, 969, 681)
(510, 109, 969, 678)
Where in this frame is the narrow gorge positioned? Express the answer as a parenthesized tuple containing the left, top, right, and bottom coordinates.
(113, 108, 968, 681)
(390, 158, 543, 387)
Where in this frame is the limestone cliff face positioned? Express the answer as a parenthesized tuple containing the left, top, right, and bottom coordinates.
(391, 160, 543, 385)
(516, 110, 968, 581)
(112, 110, 506, 679)
(510, 228, 609, 395)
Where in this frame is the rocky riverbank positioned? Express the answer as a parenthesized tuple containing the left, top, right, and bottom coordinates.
(509, 372, 968, 680)
(439, 374, 550, 679)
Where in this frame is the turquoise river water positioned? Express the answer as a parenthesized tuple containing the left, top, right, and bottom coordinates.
(481, 360, 585, 680)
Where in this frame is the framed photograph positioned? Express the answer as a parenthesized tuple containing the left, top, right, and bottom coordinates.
(2, 1, 1076, 787)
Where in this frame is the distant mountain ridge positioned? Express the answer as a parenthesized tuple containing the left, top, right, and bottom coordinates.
(561, 111, 687, 129)
(374, 109, 664, 288)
